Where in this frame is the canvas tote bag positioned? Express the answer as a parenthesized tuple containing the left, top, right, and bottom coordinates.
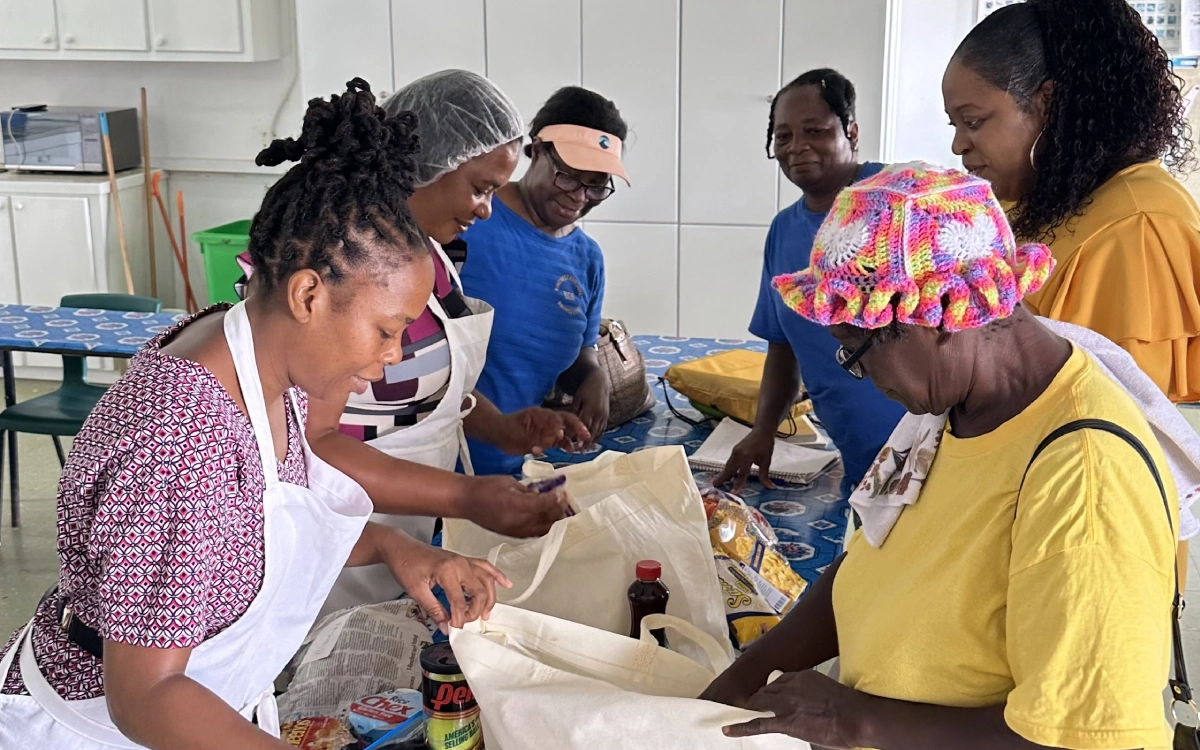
(449, 604, 810, 750)
(441, 447, 731, 664)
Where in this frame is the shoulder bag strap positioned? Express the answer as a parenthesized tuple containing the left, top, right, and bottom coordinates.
(1018, 418, 1191, 710)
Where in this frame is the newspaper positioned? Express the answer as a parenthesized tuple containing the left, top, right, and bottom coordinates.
(277, 599, 436, 723)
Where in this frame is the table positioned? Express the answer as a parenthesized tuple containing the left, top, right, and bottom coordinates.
(540, 335, 847, 586)
(0, 303, 185, 519)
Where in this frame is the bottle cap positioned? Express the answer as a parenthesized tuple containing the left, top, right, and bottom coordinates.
(419, 642, 461, 676)
(635, 560, 662, 581)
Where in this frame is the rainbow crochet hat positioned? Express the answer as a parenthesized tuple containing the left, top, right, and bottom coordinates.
(774, 162, 1054, 332)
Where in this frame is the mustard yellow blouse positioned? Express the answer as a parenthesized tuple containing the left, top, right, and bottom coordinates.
(1023, 161, 1200, 403)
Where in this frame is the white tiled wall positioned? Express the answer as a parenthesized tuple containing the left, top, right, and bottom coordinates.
(298, 0, 893, 339)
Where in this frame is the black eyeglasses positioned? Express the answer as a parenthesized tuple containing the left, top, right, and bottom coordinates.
(835, 335, 875, 380)
(543, 146, 616, 202)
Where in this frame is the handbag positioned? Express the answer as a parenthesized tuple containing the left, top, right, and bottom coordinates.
(1020, 419, 1197, 749)
(449, 605, 810, 750)
(544, 319, 656, 430)
(441, 447, 732, 666)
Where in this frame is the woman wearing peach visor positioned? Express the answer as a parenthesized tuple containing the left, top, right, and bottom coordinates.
(459, 86, 632, 475)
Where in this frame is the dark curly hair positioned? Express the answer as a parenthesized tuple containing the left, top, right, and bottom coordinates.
(248, 78, 427, 291)
(766, 68, 857, 158)
(526, 86, 629, 158)
(954, 0, 1195, 242)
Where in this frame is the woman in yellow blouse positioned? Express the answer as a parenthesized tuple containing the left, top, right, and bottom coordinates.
(943, 0, 1200, 403)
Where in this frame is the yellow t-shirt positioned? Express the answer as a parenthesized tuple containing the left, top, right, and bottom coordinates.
(834, 346, 1177, 750)
(1022, 161, 1200, 403)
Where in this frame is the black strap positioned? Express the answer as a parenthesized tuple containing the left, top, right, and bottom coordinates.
(1019, 418, 1190, 704)
(45, 585, 104, 660)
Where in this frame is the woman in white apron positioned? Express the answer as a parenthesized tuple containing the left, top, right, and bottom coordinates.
(0, 79, 507, 750)
(297, 71, 589, 616)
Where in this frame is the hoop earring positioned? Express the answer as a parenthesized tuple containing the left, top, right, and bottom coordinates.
(1030, 130, 1043, 171)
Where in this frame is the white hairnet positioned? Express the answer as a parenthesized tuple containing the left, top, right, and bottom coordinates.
(384, 69, 524, 187)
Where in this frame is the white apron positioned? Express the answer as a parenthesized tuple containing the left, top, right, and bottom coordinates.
(0, 302, 372, 749)
(321, 241, 494, 617)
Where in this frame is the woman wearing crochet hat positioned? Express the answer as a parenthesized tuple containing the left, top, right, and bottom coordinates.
(702, 163, 1181, 750)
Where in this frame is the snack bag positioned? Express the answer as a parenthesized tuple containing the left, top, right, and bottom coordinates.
(280, 717, 357, 750)
(714, 553, 785, 650)
(700, 486, 777, 546)
(705, 498, 805, 609)
(346, 689, 425, 749)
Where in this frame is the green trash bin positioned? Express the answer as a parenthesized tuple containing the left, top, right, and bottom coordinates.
(194, 219, 251, 304)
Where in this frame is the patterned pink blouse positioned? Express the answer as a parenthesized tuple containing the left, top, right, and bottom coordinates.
(0, 306, 309, 699)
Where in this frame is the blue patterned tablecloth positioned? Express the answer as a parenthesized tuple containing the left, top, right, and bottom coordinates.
(0, 304, 185, 357)
(539, 335, 846, 586)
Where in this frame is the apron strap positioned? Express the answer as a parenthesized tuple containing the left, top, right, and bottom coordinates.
(19, 628, 139, 747)
(429, 238, 464, 292)
(223, 302, 280, 492)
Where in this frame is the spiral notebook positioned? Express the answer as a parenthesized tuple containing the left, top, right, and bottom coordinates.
(688, 419, 840, 485)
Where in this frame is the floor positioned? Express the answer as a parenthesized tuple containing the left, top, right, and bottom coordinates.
(4, 376, 1200, 711)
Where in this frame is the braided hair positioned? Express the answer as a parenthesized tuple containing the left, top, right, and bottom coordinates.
(766, 69, 857, 158)
(248, 78, 427, 292)
(954, 0, 1195, 242)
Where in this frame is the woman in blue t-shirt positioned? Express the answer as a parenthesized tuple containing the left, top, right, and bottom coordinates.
(460, 87, 631, 475)
(715, 69, 905, 498)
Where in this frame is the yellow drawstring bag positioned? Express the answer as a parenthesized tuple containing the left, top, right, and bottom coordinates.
(662, 350, 811, 435)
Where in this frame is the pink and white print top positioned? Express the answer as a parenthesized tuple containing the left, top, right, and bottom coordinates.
(0, 306, 309, 699)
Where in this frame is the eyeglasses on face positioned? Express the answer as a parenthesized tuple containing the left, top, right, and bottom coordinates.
(542, 145, 616, 201)
(835, 334, 875, 380)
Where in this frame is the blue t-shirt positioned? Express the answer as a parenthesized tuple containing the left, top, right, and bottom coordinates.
(460, 199, 605, 475)
(750, 163, 905, 497)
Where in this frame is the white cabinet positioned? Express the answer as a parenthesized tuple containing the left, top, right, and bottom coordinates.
(680, 0, 782, 227)
(10, 196, 96, 368)
(0, 0, 57, 50)
(581, 0, 679, 225)
(297, 0, 393, 103)
(588, 222, 679, 336)
(0, 0, 280, 61)
(0, 171, 165, 376)
(57, 0, 148, 51)
(678, 225, 767, 339)
(147, 0, 243, 53)
(392, 0, 486, 86)
(0, 197, 21, 368)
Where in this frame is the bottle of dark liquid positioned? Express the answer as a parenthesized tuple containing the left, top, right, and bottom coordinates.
(628, 560, 670, 648)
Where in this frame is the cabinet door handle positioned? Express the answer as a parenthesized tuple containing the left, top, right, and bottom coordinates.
(13, 203, 23, 210)
(41, 33, 54, 45)
(154, 35, 166, 47)
(63, 34, 76, 44)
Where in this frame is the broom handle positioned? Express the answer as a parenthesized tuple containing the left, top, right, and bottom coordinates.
(176, 190, 190, 309)
(100, 113, 135, 295)
(140, 88, 157, 298)
(151, 174, 197, 312)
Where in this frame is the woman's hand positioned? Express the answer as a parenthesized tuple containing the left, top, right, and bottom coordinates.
(494, 407, 591, 456)
(571, 370, 611, 442)
(699, 658, 771, 709)
(714, 427, 778, 491)
(463, 475, 570, 537)
(722, 671, 867, 749)
(374, 528, 512, 634)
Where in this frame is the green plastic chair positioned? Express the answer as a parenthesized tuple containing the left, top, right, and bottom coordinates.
(0, 293, 161, 528)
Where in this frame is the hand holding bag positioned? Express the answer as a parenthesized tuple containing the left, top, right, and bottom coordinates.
(449, 604, 810, 750)
(441, 447, 731, 665)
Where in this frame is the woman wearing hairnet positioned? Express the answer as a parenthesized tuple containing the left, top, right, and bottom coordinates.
(238, 70, 588, 616)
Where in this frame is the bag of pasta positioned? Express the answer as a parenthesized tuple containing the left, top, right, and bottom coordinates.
(702, 489, 807, 649)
